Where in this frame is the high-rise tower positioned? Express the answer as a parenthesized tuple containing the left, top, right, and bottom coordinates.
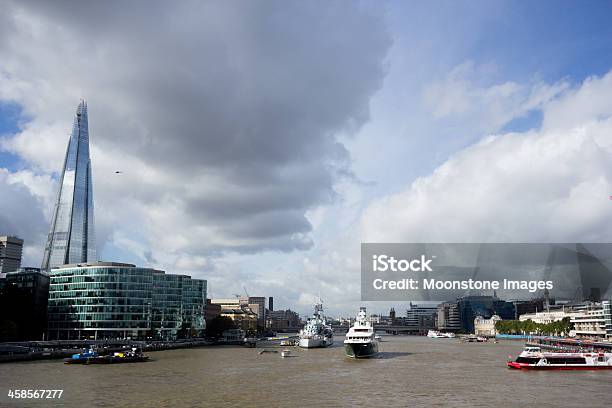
(42, 100, 96, 270)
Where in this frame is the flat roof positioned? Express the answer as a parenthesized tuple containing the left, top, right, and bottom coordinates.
(53, 261, 136, 269)
(0, 236, 24, 243)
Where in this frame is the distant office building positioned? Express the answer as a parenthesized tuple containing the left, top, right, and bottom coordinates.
(266, 309, 301, 332)
(604, 301, 612, 339)
(519, 309, 578, 324)
(47, 262, 206, 340)
(210, 298, 259, 332)
(564, 300, 601, 312)
(248, 296, 266, 329)
(474, 315, 501, 337)
(513, 298, 546, 319)
(268, 296, 273, 312)
(0, 268, 50, 341)
(219, 306, 258, 332)
(457, 295, 515, 333)
(437, 302, 461, 332)
(570, 301, 611, 339)
(210, 298, 245, 308)
(204, 299, 221, 327)
(42, 101, 96, 270)
(574, 244, 612, 302)
(370, 314, 382, 324)
(0, 236, 23, 273)
(405, 302, 438, 333)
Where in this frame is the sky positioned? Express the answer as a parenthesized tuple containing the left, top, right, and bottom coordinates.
(2, 0, 612, 317)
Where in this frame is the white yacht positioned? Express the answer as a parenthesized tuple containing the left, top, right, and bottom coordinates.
(344, 307, 379, 358)
(298, 301, 333, 348)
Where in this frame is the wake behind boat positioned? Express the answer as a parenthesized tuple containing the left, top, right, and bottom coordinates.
(344, 307, 379, 358)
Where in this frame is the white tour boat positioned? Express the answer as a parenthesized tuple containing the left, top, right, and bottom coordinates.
(508, 345, 612, 370)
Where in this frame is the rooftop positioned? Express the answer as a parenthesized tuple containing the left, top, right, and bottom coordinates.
(53, 261, 136, 269)
(0, 235, 24, 244)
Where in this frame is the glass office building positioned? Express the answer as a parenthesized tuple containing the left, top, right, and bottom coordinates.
(181, 278, 207, 335)
(42, 100, 96, 270)
(151, 272, 183, 339)
(457, 295, 515, 333)
(47, 262, 207, 340)
(0, 268, 50, 341)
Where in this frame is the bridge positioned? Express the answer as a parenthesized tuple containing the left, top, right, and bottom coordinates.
(331, 324, 425, 335)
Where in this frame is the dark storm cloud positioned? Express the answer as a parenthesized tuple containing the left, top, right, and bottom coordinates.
(183, 161, 335, 220)
(2, 1, 391, 252)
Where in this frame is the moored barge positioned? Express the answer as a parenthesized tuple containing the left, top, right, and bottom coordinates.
(64, 347, 149, 364)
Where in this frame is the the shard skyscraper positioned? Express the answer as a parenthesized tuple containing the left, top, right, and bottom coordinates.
(42, 100, 96, 270)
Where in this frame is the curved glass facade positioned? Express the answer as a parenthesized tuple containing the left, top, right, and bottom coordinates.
(47, 262, 206, 340)
(151, 272, 183, 339)
(182, 278, 207, 333)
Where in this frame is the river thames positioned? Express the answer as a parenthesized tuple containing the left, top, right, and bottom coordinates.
(1, 336, 611, 407)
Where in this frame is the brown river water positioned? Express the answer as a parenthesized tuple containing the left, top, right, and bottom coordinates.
(1, 336, 611, 408)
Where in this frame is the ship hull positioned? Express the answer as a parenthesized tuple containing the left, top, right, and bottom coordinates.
(299, 337, 333, 348)
(64, 356, 149, 364)
(344, 342, 378, 358)
(507, 362, 612, 370)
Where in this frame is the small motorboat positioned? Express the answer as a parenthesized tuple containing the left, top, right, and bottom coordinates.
(281, 349, 291, 358)
(64, 348, 99, 364)
(465, 335, 488, 343)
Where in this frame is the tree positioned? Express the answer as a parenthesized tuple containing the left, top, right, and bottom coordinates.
(495, 317, 574, 337)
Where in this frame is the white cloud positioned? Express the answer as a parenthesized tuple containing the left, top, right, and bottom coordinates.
(363, 71, 612, 244)
(542, 71, 612, 131)
(423, 61, 569, 134)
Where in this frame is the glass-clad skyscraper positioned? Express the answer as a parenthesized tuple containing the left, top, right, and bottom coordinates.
(42, 100, 96, 270)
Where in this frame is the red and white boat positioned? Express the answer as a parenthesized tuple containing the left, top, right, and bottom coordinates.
(508, 346, 612, 370)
